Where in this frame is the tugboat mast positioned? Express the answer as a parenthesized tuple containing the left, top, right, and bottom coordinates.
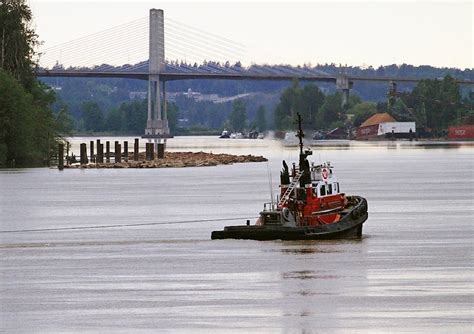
(296, 113, 312, 186)
(296, 113, 304, 156)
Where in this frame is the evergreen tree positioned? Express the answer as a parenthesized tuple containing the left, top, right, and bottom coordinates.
(55, 103, 74, 135)
(0, 1, 61, 166)
(166, 101, 179, 134)
(318, 93, 343, 128)
(255, 105, 267, 131)
(349, 102, 377, 127)
(274, 80, 325, 130)
(0, 0, 37, 87)
(228, 99, 246, 132)
(404, 75, 464, 131)
(81, 101, 104, 132)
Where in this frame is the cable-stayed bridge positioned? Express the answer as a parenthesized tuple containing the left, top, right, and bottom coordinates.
(36, 9, 473, 139)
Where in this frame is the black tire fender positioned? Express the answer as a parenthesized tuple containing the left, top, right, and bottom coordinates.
(351, 209, 359, 219)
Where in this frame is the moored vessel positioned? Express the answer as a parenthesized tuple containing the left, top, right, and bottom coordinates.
(211, 113, 368, 241)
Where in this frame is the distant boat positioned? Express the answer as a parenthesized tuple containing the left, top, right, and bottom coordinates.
(219, 130, 230, 138)
(247, 130, 258, 139)
(312, 130, 326, 140)
(230, 132, 244, 139)
(284, 131, 298, 144)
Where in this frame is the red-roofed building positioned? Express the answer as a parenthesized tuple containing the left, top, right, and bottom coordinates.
(356, 113, 416, 140)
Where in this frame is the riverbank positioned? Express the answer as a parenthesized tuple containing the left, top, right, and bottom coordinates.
(64, 151, 267, 168)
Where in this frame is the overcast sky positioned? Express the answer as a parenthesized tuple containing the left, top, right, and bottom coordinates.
(29, 0, 473, 69)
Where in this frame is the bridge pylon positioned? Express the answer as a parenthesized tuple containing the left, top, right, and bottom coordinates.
(143, 9, 172, 141)
(336, 66, 353, 110)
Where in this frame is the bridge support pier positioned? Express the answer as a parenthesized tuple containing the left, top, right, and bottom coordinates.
(143, 8, 172, 143)
(336, 71, 352, 110)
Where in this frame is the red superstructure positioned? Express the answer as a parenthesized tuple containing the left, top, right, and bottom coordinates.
(277, 161, 347, 226)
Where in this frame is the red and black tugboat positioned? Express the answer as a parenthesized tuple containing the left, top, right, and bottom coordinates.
(211, 113, 368, 241)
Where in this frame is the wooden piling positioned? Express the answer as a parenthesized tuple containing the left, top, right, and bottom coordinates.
(157, 143, 164, 159)
(97, 143, 104, 163)
(90, 140, 95, 163)
(145, 143, 150, 161)
(146, 143, 154, 161)
(58, 143, 64, 170)
(96, 139, 101, 158)
(134, 138, 139, 161)
(115, 141, 121, 163)
(124, 141, 128, 162)
(80, 143, 88, 165)
(106, 141, 110, 162)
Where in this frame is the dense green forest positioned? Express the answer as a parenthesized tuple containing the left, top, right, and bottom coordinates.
(39, 62, 473, 135)
(0, 0, 69, 167)
(59, 74, 468, 135)
(273, 76, 473, 134)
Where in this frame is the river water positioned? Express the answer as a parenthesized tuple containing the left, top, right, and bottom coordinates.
(1, 137, 473, 333)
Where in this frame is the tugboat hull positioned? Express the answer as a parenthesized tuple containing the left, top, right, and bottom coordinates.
(212, 197, 368, 241)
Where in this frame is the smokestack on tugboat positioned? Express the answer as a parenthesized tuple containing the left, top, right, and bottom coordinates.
(211, 113, 368, 241)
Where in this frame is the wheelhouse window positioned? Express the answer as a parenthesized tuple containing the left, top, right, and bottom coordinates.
(327, 184, 332, 195)
(320, 184, 326, 196)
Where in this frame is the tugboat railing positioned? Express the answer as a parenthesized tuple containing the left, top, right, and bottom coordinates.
(263, 202, 277, 212)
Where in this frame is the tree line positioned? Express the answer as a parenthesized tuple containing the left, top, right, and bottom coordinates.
(45, 74, 473, 138)
(272, 76, 473, 134)
(77, 99, 179, 134)
(0, 0, 69, 167)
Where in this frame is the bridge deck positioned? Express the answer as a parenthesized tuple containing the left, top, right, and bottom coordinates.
(36, 70, 474, 84)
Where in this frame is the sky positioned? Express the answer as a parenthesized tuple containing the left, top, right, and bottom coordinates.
(28, 0, 473, 69)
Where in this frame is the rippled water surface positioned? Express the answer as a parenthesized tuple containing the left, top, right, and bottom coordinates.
(1, 137, 473, 333)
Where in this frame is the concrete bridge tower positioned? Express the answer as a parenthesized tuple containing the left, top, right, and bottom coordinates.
(144, 9, 171, 140)
(336, 66, 352, 110)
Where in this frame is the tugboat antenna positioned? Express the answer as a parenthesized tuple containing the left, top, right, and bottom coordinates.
(266, 161, 275, 207)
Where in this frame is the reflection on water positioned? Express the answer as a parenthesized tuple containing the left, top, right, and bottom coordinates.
(1, 137, 473, 332)
(279, 247, 322, 254)
(282, 270, 339, 280)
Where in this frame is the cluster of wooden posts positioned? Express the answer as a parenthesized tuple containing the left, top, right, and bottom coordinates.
(58, 139, 165, 170)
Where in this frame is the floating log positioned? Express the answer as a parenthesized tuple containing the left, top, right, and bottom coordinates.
(64, 151, 267, 169)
